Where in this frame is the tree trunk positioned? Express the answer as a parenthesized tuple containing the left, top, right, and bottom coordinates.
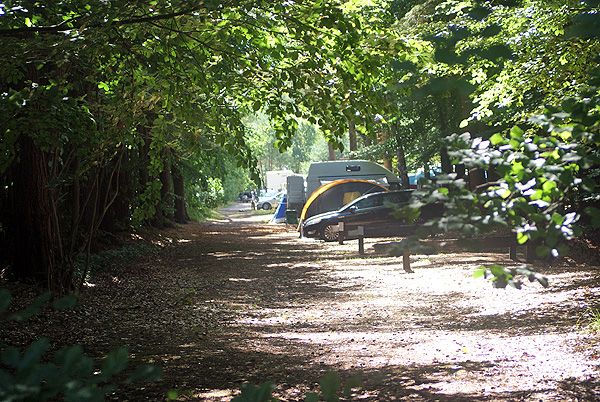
(468, 168, 486, 191)
(424, 162, 431, 179)
(101, 151, 131, 232)
(152, 152, 173, 228)
(8, 136, 63, 290)
(328, 142, 336, 161)
(436, 96, 453, 174)
(396, 142, 410, 189)
(348, 118, 357, 152)
(172, 162, 188, 224)
(379, 127, 392, 170)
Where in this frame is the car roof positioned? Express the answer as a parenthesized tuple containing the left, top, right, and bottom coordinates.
(341, 190, 413, 209)
(356, 189, 412, 199)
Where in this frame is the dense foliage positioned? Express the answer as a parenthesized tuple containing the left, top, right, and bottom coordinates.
(0, 0, 598, 292)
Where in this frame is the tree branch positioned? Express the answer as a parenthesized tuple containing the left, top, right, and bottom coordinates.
(0, 7, 203, 37)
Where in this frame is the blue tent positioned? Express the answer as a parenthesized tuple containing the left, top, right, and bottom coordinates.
(270, 195, 287, 223)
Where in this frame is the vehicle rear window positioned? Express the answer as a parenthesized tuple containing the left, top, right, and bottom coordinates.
(383, 192, 412, 204)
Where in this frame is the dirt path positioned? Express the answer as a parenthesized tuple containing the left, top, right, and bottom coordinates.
(6, 203, 600, 400)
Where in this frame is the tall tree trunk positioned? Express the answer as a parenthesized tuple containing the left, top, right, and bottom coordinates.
(159, 155, 173, 221)
(396, 142, 410, 189)
(152, 152, 173, 228)
(101, 151, 131, 232)
(172, 161, 188, 224)
(359, 133, 372, 147)
(436, 96, 453, 174)
(328, 142, 336, 161)
(379, 127, 392, 170)
(391, 124, 410, 189)
(9, 136, 63, 290)
(348, 118, 357, 152)
(468, 168, 486, 191)
(424, 162, 431, 179)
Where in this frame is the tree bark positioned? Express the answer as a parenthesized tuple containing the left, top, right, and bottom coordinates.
(468, 168, 486, 191)
(379, 127, 392, 170)
(172, 162, 188, 224)
(101, 151, 131, 232)
(348, 118, 357, 152)
(328, 142, 336, 161)
(396, 142, 410, 189)
(436, 96, 453, 174)
(8, 136, 61, 289)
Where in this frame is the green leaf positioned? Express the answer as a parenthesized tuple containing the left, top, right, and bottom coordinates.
(10, 292, 51, 321)
(473, 266, 486, 278)
(304, 392, 319, 402)
(468, 6, 492, 20)
(535, 245, 551, 257)
(126, 364, 162, 383)
(0, 288, 11, 313)
(510, 126, 524, 140)
(489, 133, 504, 145)
(320, 371, 341, 402)
(19, 338, 50, 371)
(584, 207, 600, 228)
(1, 347, 20, 368)
(517, 232, 528, 244)
(52, 294, 77, 311)
(166, 390, 179, 400)
(542, 180, 557, 193)
(101, 347, 129, 378)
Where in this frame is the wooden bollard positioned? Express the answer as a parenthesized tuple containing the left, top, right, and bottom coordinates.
(403, 250, 413, 273)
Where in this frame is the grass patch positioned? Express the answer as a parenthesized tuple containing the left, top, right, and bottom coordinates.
(75, 243, 160, 279)
(189, 206, 226, 221)
(589, 309, 600, 333)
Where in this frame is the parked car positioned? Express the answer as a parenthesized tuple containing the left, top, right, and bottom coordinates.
(301, 190, 416, 241)
(238, 190, 254, 202)
(256, 191, 283, 210)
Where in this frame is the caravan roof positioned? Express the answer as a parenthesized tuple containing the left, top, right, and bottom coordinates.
(306, 160, 399, 197)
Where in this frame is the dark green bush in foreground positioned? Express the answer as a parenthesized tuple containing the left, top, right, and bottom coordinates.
(0, 289, 160, 401)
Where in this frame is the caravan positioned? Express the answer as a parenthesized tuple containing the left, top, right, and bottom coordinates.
(286, 160, 401, 223)
(305, 160, 400, 197)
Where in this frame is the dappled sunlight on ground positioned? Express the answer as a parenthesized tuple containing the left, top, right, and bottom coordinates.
(5, 203, 598, 401)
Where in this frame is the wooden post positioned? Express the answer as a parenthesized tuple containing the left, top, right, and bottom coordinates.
(403, 250, 413, 273)
(338, 222, 344, 245)
(358, 236, 365, 255)
(509, 245, 517, 261)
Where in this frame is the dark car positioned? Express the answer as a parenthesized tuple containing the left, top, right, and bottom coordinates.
(301, 190, 416, 241)
(238, 190, 254, 202)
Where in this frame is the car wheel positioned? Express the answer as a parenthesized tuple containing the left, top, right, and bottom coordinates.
(321, 224, 338, 242)
(241, 194, 249, 202)
(262, 202, 272, 210)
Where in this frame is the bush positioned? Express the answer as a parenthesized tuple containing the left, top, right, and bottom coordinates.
(0, 289, 161, 401)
